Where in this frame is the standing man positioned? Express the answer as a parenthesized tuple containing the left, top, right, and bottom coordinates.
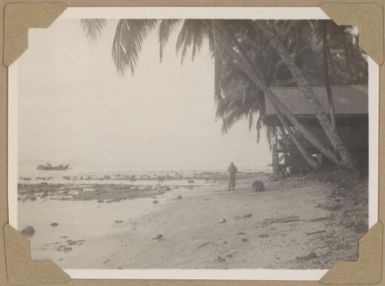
(227, 162, 238, 191)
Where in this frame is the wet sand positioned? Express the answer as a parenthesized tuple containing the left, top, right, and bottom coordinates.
(18, 172, 367, 269)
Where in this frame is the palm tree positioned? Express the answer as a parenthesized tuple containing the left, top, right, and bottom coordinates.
(81, 19, 366, 171)
(252, 21, 355, 169)
(320, 21, 337, 132)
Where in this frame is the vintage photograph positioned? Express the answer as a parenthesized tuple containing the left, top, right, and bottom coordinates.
(12, 13, 370, 272)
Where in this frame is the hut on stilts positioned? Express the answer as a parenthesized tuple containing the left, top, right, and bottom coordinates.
(263, 85, 368, 176)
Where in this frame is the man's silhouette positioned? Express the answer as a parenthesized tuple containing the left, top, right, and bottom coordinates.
(227, 162, 238, 191)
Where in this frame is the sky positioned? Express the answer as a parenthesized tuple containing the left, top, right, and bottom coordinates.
(16, 19, 271, 171)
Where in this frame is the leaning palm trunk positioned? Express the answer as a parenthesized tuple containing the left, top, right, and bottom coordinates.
(272, 143, 280, 175)
(322, 22, 336, 132)
(342, 30, 354, 82)
(255, 21, 355, 169)
(213, 22, 343, 167)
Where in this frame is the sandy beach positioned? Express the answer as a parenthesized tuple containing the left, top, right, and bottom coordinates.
(18, 171, 367, 270)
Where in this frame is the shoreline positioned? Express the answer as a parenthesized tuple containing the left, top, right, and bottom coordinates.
(18, 171, 368, 270)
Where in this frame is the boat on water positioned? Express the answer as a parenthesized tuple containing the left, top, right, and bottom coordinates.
(36, 163, 70, 171)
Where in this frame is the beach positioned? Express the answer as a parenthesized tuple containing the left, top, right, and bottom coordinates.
(18, 171, 367, 269)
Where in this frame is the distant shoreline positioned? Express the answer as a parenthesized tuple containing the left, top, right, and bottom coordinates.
(18, 170, 271, 185)
(17, 172, 270, 203)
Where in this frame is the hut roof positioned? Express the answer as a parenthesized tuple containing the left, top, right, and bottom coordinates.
(265, 85, 367, 117)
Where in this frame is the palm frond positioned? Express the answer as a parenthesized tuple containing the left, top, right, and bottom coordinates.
(218, 83, 265, 134)
(176, 20, 210, 63)
(248, 112, 254, 131)
(266, 126, 277, 150)
(221, 107, 245, 134)
(214, 55, 223, 104)
(256, 116, 262, 142)
(205, 20, 216, 58)
(80, 19, 107, 41)
(112, 19, 158, 74)
(158, 19, 181, 61)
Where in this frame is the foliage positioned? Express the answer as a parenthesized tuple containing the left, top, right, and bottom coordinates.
(80, 19, 107, 42)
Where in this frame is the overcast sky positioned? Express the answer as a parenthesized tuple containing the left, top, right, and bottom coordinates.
(16, 19, 271, 171)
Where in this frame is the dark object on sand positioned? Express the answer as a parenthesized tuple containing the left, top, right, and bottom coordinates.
(174, 195, 182, 200)
(37, 163, 70, 171)
(115, 220, 124, 224)
(153, 234, 164, 241)
(21, 226, 35, 238)
(306, 230, 326, 236)
(57, 245, 73, 252)
(252, 180, 265, 192)
(262, 215, 300, 226)
(235, 213, 252, 219)
(296, 251, 318, 262)
(152, 200, 159, 204)
(50, 222, 59, 227)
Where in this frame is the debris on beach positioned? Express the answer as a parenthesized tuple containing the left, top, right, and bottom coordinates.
(115, 220, 124, 224)
(241, 238, 248, 242)
(174, 195, 182, 200)
(153, 234, 164, 241)
(67, 239, 85, 246)
(235, 213, 252, 219)
(259, 233, 269, 238)
(262, 216, 300, 226)
(219, 218, 226, 224)
(57, 245, 73, 252)
(309, 217, 330, 222)
(306, 230, 326, 236)
(20, 226, 35, 238)
(42, 239, 85, 253)
(197, 242, 211, 249)
(50, 222, 59, 227)
(217, 256, 226, 262)
(152, 200, 159, 204)
(296, 251, 318, 262)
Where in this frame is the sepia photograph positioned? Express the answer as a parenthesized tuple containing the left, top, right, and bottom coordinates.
(8, 7, 377, 279)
